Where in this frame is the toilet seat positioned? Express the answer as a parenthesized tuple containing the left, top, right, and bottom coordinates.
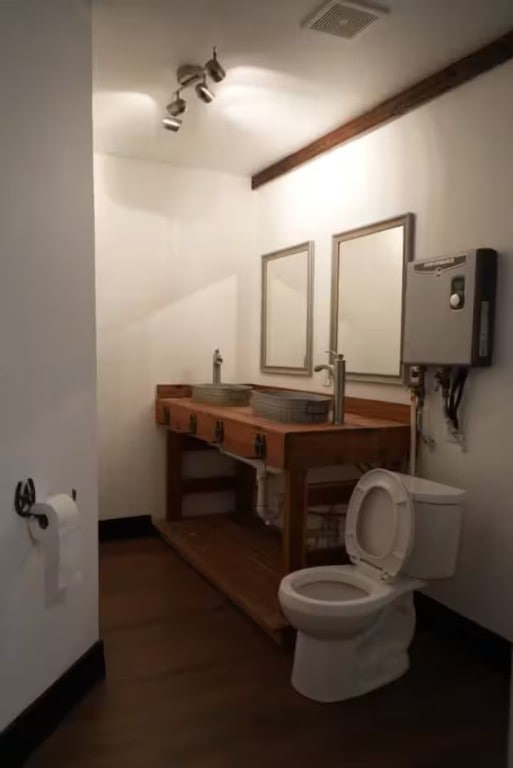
(345, 469, 414, 581)
(279, 566, 408, 618)
(279, 470, 419, 624)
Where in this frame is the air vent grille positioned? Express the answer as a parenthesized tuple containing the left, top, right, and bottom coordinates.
(302, 0, 388, 40)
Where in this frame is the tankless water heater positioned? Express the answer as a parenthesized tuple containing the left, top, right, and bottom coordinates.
(402, 249, 497, 367)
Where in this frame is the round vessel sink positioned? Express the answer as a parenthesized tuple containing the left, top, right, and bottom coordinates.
(252, 389, 331, 424)
(191, 383, 252, 406)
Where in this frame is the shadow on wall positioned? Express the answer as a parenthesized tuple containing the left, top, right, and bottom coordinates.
(96, 274, 240, 520)
(94, 153, 255, 330)
(98, 400, 164, 521)
(96, 150, 226, 216)
(94, 153, 255, 519)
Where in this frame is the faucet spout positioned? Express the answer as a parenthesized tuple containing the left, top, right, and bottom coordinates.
(315, 352, 346, 424)
(314, 364, 333, 374)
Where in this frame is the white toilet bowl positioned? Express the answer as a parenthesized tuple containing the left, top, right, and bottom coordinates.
(279, 470, 465, 703)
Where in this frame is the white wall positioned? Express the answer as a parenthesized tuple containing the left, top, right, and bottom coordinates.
(0, 1, 97, 729)
(94, 154, 255, 520)
(247, 60, 513, 641)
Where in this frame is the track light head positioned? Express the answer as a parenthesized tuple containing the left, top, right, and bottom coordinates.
(177, 64, 205, 88)
(195, 80, 215, 104)
(166, 93, 187, 117)
(162, 115, 182, 132)
(205, 47, 226, 83)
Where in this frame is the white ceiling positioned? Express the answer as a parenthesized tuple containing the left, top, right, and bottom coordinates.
(93, 0, 513, 176)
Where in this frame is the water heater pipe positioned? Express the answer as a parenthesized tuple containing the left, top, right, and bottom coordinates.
(409, 395, 417, 477)
(408, 365, 426, 477)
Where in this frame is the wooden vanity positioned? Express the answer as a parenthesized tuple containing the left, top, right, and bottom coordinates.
(154, 384, 410, 641)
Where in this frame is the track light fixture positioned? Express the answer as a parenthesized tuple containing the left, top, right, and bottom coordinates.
(195, 79, 215, 104)
(166, 91, 187, 117)
(162, 46, 225, 132)
(162, 115, 182, 132)
(205, 47, 226, 84)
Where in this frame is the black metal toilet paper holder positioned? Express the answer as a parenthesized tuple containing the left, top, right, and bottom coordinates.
(14, 478, 77, 530)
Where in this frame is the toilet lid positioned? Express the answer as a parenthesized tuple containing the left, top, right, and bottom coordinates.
(345, 469, 414, 580)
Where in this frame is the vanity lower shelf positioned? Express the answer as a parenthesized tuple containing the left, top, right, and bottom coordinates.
(154, 514, 348, 643)
(154, 515, 286, 641)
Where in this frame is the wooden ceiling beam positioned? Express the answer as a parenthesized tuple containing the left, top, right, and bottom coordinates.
(251, 29, 513, 190)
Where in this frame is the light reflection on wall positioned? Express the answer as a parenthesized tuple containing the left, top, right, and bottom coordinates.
(212, 65, 323, 136)
(93, 90, 160, 140)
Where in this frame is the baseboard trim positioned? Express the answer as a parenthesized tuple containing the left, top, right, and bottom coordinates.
(99, 514, 157, 541)
(0, 640, 105, 767)
(415, 593, 510, 673)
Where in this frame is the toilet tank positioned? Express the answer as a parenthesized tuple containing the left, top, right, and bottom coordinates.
(395, 473, 465, 580)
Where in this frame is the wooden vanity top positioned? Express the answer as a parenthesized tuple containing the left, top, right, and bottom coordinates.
(158, 397, 406, 434)
(155, 386, 410, 470)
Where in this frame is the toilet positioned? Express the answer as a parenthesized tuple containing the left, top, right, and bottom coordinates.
(278, 469, 465, 703)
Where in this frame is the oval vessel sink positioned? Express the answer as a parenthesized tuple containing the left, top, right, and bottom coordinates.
(192, 383, 252, 406)
(252, 389, 331, 424)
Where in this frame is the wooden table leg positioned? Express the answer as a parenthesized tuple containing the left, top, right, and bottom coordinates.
(166, 430, 183, 520)
(283, 469, 307, 574)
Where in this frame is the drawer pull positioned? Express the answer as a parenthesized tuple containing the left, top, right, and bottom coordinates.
(214, 420, 224, 444)
(254, 433, 267, 459)
(189, 413, 197, 435)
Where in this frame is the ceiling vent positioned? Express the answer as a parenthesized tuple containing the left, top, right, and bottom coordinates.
(301, 0, 389, 39)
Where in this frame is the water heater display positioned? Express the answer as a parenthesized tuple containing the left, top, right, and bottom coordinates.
(402, 249, 497, 367)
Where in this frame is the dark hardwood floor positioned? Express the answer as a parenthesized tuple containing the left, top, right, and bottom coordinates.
(27, 537, 508, 767)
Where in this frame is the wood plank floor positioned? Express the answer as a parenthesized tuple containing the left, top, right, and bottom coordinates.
(26, 537, 508, 768)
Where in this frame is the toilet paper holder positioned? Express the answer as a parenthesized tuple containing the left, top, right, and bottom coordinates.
(14, 478, 77, 530)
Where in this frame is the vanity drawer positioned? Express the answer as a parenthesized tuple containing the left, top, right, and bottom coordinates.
(169, 405, 217, 442)
(166, 403, 285, 467)
(168, 405, 192, 433)
(222, 422, 284, 468)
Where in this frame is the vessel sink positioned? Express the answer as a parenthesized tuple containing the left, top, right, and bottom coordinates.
(191, 383, 252, 406)
(252, 389, 331, 424)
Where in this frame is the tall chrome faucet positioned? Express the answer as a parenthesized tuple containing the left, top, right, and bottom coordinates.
(315, 351, 346, 424)
(212, 348, 223, 384)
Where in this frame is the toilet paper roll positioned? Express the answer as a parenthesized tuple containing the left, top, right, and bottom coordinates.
(29, 494, 82, 606)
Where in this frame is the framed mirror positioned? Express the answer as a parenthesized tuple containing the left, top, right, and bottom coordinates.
(261, 241, 314, 376)
(330, 214, 414, 383)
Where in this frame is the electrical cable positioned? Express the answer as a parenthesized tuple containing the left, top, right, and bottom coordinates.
(444, 366, 468, 434)
(452, 368, 467, 428)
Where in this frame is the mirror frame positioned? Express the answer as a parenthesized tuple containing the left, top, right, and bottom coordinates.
(260, 241, 314, 376)
(330, 213, 415, 384)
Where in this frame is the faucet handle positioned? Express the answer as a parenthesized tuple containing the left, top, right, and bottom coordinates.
(326, 349, 344, 361)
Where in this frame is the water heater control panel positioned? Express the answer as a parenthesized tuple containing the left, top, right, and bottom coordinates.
(402, 249, 497, 367)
